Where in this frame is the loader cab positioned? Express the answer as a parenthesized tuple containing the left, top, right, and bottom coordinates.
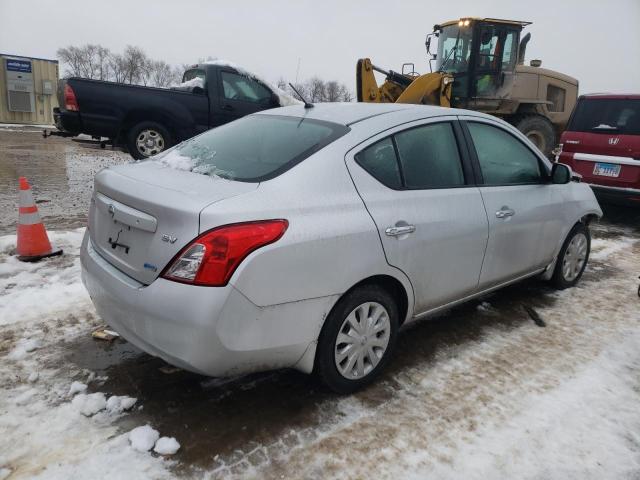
(434, 18, 529, 108)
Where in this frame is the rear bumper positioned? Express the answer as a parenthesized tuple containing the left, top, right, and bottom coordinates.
(53, 108, 82, 135)
(80, 232, 333, 377)
(588, 184, 640, 205)
(559, 151, 640, 204)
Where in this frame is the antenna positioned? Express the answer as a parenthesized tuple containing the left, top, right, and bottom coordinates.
(289, 83, 314, 109)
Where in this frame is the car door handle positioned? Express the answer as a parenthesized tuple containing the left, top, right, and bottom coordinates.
(495, 207, 516, 219)
(221, 104, 234, 111)
(385, 225, 416, 236)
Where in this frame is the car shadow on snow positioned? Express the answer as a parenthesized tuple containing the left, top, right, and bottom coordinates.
(62, 209, 637, 474)
(62, 271, 601, 474)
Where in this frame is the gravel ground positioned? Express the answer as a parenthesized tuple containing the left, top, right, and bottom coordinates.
(0, 129, 639, 479)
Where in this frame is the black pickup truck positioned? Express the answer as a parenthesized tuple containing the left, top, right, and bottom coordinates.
(50, 63, 292, 158)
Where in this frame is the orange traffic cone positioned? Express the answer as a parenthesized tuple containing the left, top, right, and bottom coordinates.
(16, 177, 63, 262)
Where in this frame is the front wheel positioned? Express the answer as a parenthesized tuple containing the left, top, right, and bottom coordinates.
(515, 115, 555, 157)
(126, 121, 172, 160)
(551, 223, 591, 289)
(315, 285, 399, 394)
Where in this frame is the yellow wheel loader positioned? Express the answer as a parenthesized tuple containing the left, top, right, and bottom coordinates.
(356, 18, 578, 156)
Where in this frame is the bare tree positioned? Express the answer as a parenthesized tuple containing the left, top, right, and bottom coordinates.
(57, 43, 355, 99)
(307, 77, 326, 102)
(108, 53, 128, 83)
(147, 60, 181, 88)
(57, 44, 111, 79)
(279, 77, 352, 103)
(325, 81, 341, 102)
(120, 45, 150, 85)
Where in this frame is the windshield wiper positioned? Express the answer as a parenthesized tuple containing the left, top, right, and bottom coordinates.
(439, 32, 461, 72)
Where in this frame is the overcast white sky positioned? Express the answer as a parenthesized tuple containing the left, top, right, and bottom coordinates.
(1, 0, 638, 94)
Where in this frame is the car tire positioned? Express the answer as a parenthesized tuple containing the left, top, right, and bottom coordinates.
(126, 121, 173, 160)
(315, 284, 399, 394)
(551, 222, 591, 289)
(515, 115, 555, 157)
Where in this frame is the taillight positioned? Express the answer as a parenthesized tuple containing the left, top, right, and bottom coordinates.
(161, 220, 288, 286)
(64, 84, 79, 111)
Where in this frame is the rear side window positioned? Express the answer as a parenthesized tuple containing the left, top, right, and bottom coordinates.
(467, 122, 542, 185)
(569, 99, 640, 135)
(221, 71, 272, 104)
(160, 115, 349, 182)
(395, 123, 464, 188)
(355, 138, 402, 189)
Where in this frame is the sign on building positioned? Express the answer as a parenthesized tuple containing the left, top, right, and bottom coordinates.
(5, 57, 35, 112)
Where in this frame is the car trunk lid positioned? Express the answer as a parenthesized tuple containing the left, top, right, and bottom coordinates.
(89, 161, 258, 284)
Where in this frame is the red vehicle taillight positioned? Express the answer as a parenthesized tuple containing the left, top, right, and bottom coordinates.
(64, 84, 79, 111)
(161, 220, 288, 287)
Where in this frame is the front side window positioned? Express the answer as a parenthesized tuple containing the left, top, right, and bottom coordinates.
(221, 71, 272, 104)
(467, 122, 543, 185)
(394, 123, 464, 188)
(156, 115, 349, 182)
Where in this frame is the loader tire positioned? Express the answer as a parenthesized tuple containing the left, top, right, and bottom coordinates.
(515, 115, 555, 157)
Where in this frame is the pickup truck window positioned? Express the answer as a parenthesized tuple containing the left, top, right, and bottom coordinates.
(221, 72, 271, 104)
(183, 69, 206, 82)
(169, 115, 350, 182)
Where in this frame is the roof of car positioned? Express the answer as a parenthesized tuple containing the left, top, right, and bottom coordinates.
(255, 102, 489, 126)
(580, 93, 640, 100)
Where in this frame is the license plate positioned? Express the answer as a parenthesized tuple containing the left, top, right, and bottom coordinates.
(593, 162, 621, 177)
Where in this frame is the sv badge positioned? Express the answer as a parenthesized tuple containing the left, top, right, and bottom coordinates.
(161, 234, 178, 244)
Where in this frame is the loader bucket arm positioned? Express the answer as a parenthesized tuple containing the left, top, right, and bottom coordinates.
(395, 72, 452, 107)
(357, 58, 453, 106)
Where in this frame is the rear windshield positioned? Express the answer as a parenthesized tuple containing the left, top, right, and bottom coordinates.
(154, 115, 349, 182)
(568, 98, 640, 135)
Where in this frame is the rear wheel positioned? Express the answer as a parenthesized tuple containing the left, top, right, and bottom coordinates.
(514, 115, 555, 157)
(551, 223, 591, 289)
(127, 121, 172, 160)
(315, 285, 399, 394)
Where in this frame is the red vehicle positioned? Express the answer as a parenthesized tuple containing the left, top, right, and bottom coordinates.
(557, 94, 640, 205)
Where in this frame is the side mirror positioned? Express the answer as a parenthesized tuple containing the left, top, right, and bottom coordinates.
(270, 92, 280, 107)
(551, 163, 571, 184)
(192, 86, 205, 95)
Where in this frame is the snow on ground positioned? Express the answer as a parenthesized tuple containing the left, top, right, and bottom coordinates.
(0, 229, 90, 326)
(0, 219, 638, 479)
(0, 228, 173, 479)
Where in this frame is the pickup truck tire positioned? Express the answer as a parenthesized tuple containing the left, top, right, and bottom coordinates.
(127, 122, 173, 159)
(514, 115, 555, 157)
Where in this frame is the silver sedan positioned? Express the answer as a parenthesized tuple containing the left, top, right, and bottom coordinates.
(81, 103, 602, 393)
